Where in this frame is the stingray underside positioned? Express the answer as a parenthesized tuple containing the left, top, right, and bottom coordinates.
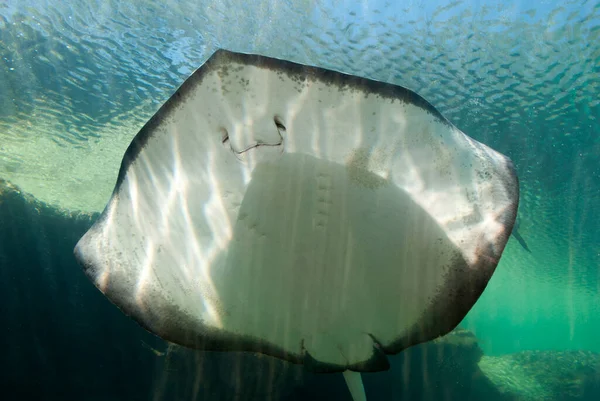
(74, 49, 519, 373)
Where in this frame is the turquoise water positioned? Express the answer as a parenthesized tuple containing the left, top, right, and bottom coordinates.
(1, 0, 598, 400)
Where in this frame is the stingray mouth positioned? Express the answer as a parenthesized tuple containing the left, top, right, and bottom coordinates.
(220, 116, 285, 161)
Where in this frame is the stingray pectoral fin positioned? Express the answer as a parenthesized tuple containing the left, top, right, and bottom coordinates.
(343, 370, 366, 401)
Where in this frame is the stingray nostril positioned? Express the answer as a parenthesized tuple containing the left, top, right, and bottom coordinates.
(219, 127, 229, 144)
(274, 116, 286, 132)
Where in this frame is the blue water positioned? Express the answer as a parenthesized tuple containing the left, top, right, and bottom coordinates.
(1, 0, 598, 400)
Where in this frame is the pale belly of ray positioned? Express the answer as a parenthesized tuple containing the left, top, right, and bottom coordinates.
(211, 152, 454, 367)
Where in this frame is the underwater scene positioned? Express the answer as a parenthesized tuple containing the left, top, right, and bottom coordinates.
(1, 0, 599, 400)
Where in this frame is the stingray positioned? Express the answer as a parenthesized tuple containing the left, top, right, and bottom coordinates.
(74, 49, 519, 400)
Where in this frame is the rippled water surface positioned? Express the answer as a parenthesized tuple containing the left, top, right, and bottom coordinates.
(1, 0, 599, 398)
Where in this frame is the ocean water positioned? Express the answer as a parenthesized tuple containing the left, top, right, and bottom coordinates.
(0, 0, 598, 400)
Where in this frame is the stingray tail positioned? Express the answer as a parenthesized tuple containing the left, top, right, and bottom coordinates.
(512, 230, 531, 253)
(343, 370, 367, 401)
